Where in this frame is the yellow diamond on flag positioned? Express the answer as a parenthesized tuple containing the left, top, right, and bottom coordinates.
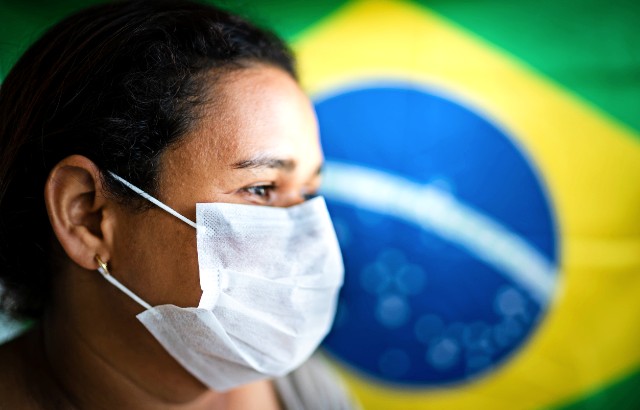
(293, 1, 640, 409)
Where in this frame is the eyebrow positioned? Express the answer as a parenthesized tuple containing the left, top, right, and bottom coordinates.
(232, 156, 297, 172)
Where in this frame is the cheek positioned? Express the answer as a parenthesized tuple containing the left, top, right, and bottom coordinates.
(114, 209, 202, 308)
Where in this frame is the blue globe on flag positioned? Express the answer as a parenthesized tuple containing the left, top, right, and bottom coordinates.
(318, 84, 558, 385)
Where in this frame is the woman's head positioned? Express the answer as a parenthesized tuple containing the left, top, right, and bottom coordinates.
(0, 0, 321, 319)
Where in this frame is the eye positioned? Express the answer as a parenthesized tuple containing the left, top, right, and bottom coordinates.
(242, 184, 276, 204)
(303, 191, 318, 201)
(302, 179, 321, 201)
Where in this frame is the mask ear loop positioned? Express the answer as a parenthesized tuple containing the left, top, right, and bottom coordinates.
(107, 172, 197, 229)
(95, 255, 152, 310)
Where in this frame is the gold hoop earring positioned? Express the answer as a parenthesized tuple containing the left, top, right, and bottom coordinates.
(95, 255, 109, 274)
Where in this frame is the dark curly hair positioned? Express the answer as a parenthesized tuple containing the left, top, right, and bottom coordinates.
(0, 0, 296, 319)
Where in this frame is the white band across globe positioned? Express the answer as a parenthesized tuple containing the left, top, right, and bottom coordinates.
(321, 160, 557, 305)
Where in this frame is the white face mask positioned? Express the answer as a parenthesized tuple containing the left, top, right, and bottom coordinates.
(97, 172, 344, 392)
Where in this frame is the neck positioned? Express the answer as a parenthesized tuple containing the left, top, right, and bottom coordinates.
(25, 264, 279, 409)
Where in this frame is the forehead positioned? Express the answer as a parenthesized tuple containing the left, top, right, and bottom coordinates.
(158, 65, 322, 195)
(198, 65, 319, 161)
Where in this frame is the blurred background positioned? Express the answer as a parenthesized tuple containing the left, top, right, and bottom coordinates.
(1, 1, 639, 408)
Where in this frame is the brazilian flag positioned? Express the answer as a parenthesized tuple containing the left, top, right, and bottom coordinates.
(2, 1, 640, 409)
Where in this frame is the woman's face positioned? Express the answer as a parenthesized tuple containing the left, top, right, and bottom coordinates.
(110, 64, 323, 308)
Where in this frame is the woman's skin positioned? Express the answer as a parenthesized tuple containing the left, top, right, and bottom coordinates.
(0, 64, 323, 409)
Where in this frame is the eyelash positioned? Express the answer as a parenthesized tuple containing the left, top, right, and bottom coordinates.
(241, 184, 319, 204)
(244, 184, 276, 200)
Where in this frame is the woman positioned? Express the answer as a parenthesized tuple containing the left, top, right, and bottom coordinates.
(0, 1, 353, 408)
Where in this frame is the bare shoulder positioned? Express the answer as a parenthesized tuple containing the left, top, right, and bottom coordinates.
(0, 331, 38, 409)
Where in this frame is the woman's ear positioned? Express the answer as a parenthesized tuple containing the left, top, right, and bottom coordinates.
(44, 155, 115, 271)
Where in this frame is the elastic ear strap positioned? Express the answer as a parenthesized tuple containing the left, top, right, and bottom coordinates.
(108, 171, 197, 229)
(97, 265, 153, 310)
